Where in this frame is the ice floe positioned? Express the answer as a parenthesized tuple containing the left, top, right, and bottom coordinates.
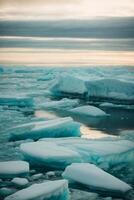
(0, 161, 29, 178)
(70, 105, 107, 117)
(20, 141, 82, 169)
(5, 180, 69, 200)
(62, 163, 132, 195)
(50, 74, 134, 102)
(38, 98, 79, 110)
(0, 96, 33, 107)
(20, 137, 134, 169)
(9, 117, 81, 141)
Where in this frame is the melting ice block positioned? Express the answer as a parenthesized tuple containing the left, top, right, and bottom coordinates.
(20, 138, 134, 169)
(70, 105, 107, 117)
(5, 180, 69, 200)
(0, 96, 33, 107)
(9, 117, 81, 141)
(0, 161, 29, 178)
(20, 141, 82, 169)
(62, 163, 132, 195)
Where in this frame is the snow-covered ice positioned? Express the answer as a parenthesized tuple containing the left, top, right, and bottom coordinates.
(62, 163, 132, 194)
(0, 161, 29, 178)
(70, 105, 107, 117)
(20, 138, 134, 169)
(9, 117, 81, 141)
(5, 180, 69, 200)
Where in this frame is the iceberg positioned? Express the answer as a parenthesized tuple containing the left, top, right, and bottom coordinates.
(0, 96, 33, 107)
(20, 138, 134, 169)
(70, 105, 107, 117)
(86, 78, 134, 101)
(62, 163, 132, 195)
(50, 74, 134, 102)
(5, 180, 69, 200)
(9, 117, 81, 141)
(50, 74, 87, 96)
(0, 161, 29, 178)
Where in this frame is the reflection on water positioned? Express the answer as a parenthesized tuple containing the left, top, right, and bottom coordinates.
(80, 125, 116, 139)
(35, 110, 58, 119)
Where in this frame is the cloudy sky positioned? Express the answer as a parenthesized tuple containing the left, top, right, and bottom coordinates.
(0, 0, 134, 20)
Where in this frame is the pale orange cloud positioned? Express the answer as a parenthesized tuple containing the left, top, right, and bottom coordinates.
(0, 0, 134, 20)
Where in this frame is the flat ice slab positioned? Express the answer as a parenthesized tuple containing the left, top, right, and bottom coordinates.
(9, 117, 81, 141)
(20, 138, 134, 169)
(63, 163, 132, 194)
(5, 180, 69, 200)
(70, 105, 107, 117)
(0, 161, 29, 178)
(20, 141, 82, 169)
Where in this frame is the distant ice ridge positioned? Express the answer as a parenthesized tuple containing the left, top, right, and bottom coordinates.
(50, 73, 134, 102)
(0, 161, 29, 178)
(62, 163, 132, 195)
(9, 117, 81, 141)
(20, 137, 134, 169)
(5, 180, 69, 200)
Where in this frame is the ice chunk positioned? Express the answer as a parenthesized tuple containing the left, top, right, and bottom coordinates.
(20, 141, 82, 169)
(9, 117, 81, 141)
(0, 96, 33, 107)
(20, 138, 134, 169)
(11, 178, 29, 187)
(39, 98, 79, 110)
(86, 78, 134, 101)
(50, 74, 134, 102)
(0, 161, 29, 178)
(5, 180, 69, 200)
(62, 163, 132, 194)
(50, 74, 87, 95)
(70, 105, 107, 117)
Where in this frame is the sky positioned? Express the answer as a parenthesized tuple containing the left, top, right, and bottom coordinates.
(0, 0, 134, 20)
